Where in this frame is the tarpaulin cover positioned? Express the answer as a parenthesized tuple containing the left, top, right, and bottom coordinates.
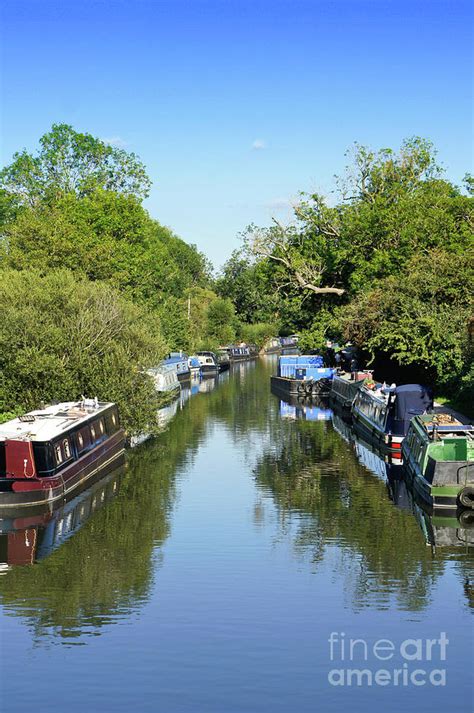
(391, 384, 433, 435)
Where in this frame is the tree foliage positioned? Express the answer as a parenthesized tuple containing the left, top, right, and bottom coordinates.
(0, 123, 151, 205)
(0, 269, 167, 435)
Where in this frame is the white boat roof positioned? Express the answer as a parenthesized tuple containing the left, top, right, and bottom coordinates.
(0, 401, 115, 443)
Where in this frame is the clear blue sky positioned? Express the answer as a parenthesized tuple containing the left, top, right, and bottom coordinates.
(1, 0, 472, 268)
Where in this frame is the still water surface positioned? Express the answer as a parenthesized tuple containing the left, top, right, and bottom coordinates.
(0, 359, 472, 712)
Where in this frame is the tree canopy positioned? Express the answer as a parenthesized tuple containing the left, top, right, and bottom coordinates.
(0, 123, 151, 205)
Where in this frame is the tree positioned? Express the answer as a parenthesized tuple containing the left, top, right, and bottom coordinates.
(340, 249, 474, 385)
(243, 220, 346, 296)
(0, 269, 167, 435)
(216, 249, 277, 323)
(0, 123, 151, 205)
(0, 190, 210, 308)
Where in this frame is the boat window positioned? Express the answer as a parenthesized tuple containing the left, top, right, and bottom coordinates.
(112, 412, 117, 426)
(90, 424, 96, 440)
(63, 439, 71, 458)
(78, 433, 84, 449)
(99, 419, 105, 435)
(55, 444, 63, 464)
(206, 358, 212, 364)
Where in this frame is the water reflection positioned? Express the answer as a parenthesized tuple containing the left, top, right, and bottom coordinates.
(0, 370, 230, 642)
(331, 412, 474, 551)
(278, 395, 333, 421)
(0, 459, 126, 568)
(0, 358, 472, 656)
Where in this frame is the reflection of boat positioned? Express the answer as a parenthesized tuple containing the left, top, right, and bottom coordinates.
(271, 355, 335, 398)
(156, 398, 180, 430)
(402, 414, 474, 510)
(277, 393, 333, 421)
(0, 401, 125, 508)
(351, 383, 433, 455)
(0, 460, 125, 567)
(198, 375, 219, 393)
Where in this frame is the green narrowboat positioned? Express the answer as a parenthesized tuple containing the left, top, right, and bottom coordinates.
(402, 414, 474, 511)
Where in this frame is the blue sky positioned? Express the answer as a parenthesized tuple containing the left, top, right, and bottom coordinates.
(1, 0, 472, 267)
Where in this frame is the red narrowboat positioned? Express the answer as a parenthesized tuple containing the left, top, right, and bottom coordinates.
(0, 400, 125, 508)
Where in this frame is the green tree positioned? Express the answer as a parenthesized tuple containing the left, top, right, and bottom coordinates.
(0, 269, 167, 435)
(0, 123, 151, 205)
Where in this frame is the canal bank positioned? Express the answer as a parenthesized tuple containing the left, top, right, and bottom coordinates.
(0, 359, 472, 713)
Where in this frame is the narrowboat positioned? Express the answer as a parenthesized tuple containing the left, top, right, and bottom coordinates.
(280, 335, 300, 355)
(197, 351, 219, 375)
(0, 400, 125, 508)
(163, 352, 191, 382)
(329, 371, 372, 412)
(401, 414, 474, 510)
(147, 363, 181, 393)
(261, 336, 282, 355)
(222, 345, 252, 361)
(351, 383, 433, 454)
(270, 355, 335, 398)
(216, 349, 230, 372)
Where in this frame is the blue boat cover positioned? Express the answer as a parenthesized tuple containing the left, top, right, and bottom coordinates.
(392, 384, 433, 435)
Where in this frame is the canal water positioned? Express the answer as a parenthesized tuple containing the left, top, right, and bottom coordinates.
(0, 359, 472, 712)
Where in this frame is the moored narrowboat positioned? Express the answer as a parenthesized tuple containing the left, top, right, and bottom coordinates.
(163, 352, 191, 382)
(221, 345, 252, 361)
(197, 351, 219, 375)
(216, 349, 230, 372)
(147, 363, 181, 393)
(402, 414, 474, 510)
(351, 383, 433, 454)
(261, 336, 282, 355)
(0, 400, 125, 508)
(271, 355, 335, 398)
(329, 371, 372, 412)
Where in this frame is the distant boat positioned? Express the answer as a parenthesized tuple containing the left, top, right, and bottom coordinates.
(220, 345, 254, 361)
(351, 383, 433, 454)
(163, 351, 191, 382)
(216, 349, 230, 372)
(261, 337, 282, 355)
(402, 414, 474, 511)
(197, 351, 219, 375)
(0, 400, 125, 508)
(147, 363, 181, 393)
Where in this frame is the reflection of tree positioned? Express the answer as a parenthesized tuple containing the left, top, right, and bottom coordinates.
(253, 417, 458, 612)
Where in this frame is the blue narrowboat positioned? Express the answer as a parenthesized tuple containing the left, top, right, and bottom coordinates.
(351, 383, 433, 455)
(270, 355, 335, 398)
